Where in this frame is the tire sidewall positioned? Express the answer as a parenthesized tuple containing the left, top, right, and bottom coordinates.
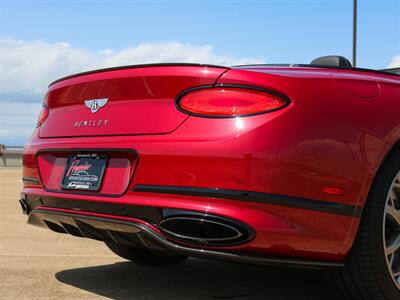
(359, 154, 400, 298)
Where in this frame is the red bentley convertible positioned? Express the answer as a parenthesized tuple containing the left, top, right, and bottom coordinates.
(21, 56, 400, 299)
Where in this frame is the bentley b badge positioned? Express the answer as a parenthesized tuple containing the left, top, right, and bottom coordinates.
(84, 98, 108, 113)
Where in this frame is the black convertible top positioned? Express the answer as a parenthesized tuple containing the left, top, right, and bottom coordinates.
(234, 55, 400, 78)
(383, 68, 400, 75)
(233, 64, 400, 78)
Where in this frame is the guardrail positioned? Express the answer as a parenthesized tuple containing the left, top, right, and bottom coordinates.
(0, 145, 23, 167)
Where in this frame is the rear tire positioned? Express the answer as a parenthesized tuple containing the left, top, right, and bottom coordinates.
(329, 151, 400, 300)
(105, 241, 188, 266)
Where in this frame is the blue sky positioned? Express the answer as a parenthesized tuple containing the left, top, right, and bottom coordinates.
(2, 0, 399, 68)
(0, 0, 399, 145)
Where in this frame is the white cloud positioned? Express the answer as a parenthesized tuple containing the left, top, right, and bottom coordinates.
(0, 38, 265, 144)
(387, 55, 400, 68)
(0, 38, 264, 100)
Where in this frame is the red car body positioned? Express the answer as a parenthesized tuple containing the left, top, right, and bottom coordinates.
(21, 63, 400, 268)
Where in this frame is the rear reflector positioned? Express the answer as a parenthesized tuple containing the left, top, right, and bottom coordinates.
(323, 187, 346, 196)
(177, 86, 288, 117)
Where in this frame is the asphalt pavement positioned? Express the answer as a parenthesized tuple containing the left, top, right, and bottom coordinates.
(0, 168, 339, 299)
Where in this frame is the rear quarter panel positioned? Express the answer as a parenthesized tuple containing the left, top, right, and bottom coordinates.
(219, 67, 400, 207)
(218, 68, 400, 253)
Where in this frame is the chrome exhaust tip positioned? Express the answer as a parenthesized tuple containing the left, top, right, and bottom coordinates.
(159, 211, 254, 246)
(19, 198, 30, 215)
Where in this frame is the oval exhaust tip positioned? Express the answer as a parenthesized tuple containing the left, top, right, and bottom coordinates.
(159, 214, 254, 246)
(19, 199, 29, 215)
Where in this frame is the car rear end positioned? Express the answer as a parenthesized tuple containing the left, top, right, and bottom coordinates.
(21, 63, 363, 267)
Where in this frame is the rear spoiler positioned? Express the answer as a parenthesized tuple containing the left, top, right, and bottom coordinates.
(49, 63, 227, 87)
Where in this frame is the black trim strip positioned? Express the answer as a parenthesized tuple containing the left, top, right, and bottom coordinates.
(22, 177, 40, 185)
(133, 185, 362, 218)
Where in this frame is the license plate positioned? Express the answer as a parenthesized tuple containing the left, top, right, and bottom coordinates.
(61, 154, 107, 191)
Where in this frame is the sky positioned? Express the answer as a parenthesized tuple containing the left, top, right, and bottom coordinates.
(0, 0, 399, 145)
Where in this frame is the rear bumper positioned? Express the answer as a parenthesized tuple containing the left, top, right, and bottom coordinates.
(26, 205, 344, 269)
(22, 187, 359, 265)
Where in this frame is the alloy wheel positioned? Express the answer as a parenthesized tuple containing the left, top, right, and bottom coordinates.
(384, 170, 400, 289)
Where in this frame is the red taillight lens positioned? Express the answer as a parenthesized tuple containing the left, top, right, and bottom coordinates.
(178, 86, 288, 117)
(36, 104, 49, 127)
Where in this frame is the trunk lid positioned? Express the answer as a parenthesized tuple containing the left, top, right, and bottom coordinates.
(39, 64, 227, 138)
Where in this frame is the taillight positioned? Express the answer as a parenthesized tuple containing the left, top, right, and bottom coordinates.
(36, 104, 49, 127)
(177, 86, 289, 117)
